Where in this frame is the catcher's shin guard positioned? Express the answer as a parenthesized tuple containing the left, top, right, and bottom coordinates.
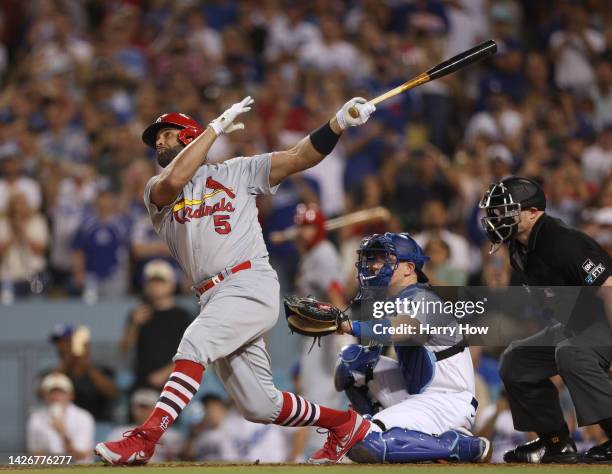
(348, 428, 490, 463)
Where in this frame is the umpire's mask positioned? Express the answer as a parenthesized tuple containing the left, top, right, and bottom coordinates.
(479, 176, 546, 253)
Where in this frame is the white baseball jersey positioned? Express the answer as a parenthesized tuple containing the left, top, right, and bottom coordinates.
(144, 153, 278, 284)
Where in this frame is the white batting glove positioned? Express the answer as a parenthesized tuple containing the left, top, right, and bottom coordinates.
(335, 97, 376, 130)
(208, 96, 254, 136)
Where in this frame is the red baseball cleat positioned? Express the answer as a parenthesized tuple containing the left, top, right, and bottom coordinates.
(94, 428, 158, 465)
(309, 410, 372, 464)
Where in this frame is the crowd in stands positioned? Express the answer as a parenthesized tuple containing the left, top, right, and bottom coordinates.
(1, 0, 609, 463)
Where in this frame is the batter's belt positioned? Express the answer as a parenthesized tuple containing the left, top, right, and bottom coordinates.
(194, 260, 252, 296)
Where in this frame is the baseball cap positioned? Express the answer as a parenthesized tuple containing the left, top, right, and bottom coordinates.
(131, 388, 159, 407)
(143, 260, 175, 283)
(41, 373, 73, 394)
(49, 324, 75, 343)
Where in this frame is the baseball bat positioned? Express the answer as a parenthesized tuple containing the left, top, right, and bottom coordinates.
(349, 39, 497, 118)
(270, 206, 391, 244)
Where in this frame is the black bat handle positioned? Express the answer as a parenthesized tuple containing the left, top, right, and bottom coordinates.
(426, 40, 497, 81)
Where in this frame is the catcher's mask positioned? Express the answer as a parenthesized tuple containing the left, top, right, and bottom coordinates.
(142, 112, 204, 149)
(356, 233, 429, 290)
(479, 176, 546, 253)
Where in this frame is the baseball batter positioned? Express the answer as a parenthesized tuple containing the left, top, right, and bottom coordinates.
(95, 96, 375, 465)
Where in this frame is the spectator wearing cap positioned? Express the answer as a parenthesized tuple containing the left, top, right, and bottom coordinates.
(48, 324, 118, 421)
(26, 372, 95, 463)
(120, 260, 192, 390)
(105, 389, 184, 461)
(70, 188, 131, 298)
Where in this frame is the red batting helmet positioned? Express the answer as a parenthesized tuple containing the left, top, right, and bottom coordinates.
(142, 112, 205, 149)
(294, 203, 326, 248)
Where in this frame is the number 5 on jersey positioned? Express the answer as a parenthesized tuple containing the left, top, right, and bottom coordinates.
(214, 215, 231, 234)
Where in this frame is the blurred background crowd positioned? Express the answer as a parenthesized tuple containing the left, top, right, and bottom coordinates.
(0, 0, 611, 463)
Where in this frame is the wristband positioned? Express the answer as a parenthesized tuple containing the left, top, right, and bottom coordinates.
(208, 121, 224, 136)
(350, 321, 361, 337)
(309, 121, 340, 155)
(335, 108, 348, 130)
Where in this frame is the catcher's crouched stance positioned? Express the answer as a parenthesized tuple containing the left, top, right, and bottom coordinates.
(95, 96, 376, 465)
(285, 233, 491, 463)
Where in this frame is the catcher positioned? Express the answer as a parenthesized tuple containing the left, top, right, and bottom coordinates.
(285, 232, 490, 463)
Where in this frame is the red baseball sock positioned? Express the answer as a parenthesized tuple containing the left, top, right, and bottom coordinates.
(142, 360, 204, 440)
(274, 392, 351, 429)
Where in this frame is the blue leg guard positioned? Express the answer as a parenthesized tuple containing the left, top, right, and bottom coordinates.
(348, 428, 488, 463)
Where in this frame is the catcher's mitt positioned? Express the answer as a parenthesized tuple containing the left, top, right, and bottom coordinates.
(284, 295, 349, 337)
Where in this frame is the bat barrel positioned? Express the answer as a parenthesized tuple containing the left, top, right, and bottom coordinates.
(426, 40, 497, 81)
(349, 40, 497, 118)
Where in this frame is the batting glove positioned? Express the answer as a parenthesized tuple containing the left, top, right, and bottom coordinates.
(335, 97, 376, 130)
(209, 96, 254, 136)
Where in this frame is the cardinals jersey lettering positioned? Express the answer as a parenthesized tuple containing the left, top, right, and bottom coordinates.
(144, 154, 278, 284)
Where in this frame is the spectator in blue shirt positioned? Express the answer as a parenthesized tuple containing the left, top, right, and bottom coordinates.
(71, 189, 131, 298)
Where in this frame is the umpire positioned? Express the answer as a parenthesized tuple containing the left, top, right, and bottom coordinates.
(479, 176, 612, 464)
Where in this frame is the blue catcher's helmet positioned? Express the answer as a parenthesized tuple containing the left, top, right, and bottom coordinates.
(356, 233, 430, 289)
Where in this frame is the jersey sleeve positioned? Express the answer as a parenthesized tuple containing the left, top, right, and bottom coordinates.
(143, 176, 181, 232)
(240, 153, 280, 195)
(557, 232, 612, 286)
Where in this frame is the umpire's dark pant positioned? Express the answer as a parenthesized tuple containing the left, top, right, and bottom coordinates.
(499, 321, 612, 432)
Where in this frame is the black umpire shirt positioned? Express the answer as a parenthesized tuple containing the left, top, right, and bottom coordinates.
(509, 214, 612, 331)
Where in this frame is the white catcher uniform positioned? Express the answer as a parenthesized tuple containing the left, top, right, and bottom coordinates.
(349, 284, 477, 435)
(144, 153, 284, 423)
